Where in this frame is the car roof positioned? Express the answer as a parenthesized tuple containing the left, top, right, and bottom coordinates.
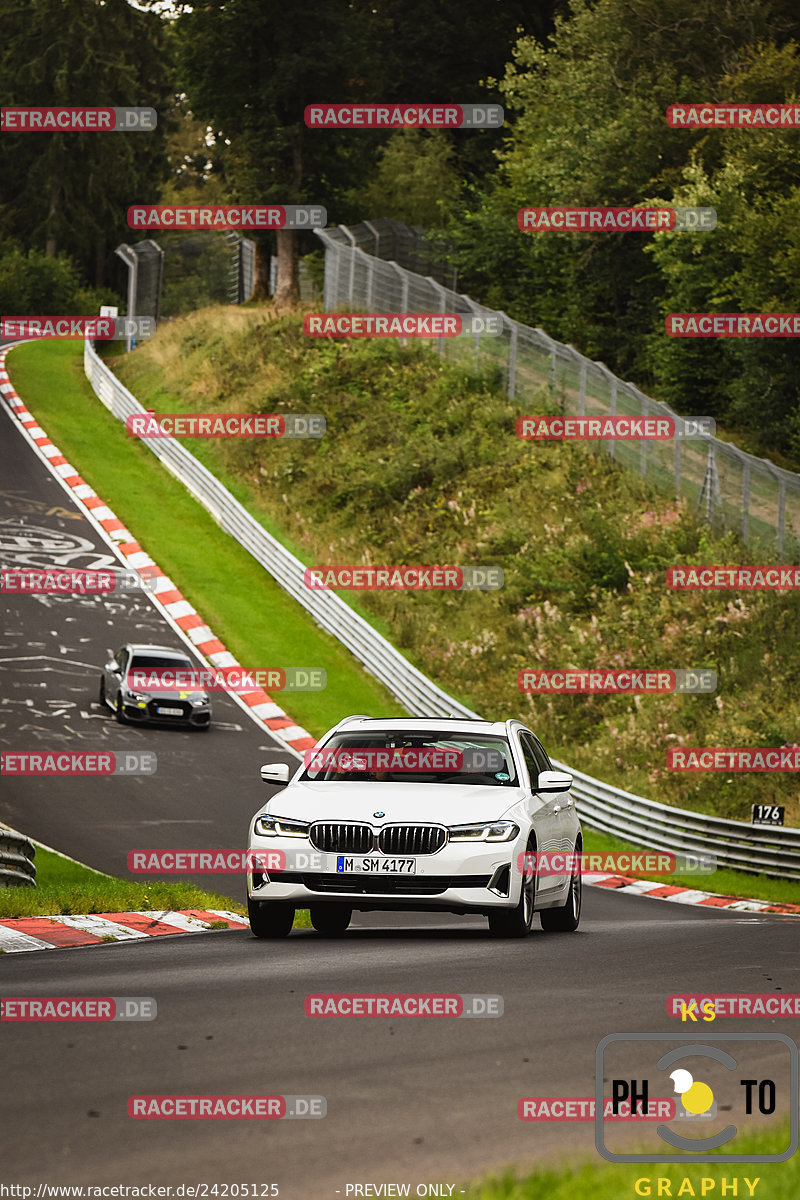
(331, 716, 514, 737)
(126, 644, 193, 657)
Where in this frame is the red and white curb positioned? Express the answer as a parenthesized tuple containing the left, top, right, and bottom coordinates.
(587, 873, 800, 915)
(0, 909, 249, 953)
(0, 344, 316, 753)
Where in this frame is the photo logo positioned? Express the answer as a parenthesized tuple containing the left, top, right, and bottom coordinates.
(670, 996, 800, 1020)
(128, 1095, 325, 1119)
(518, 207, 716, 233)
(128, 849, 287, 874)
(595, 1033, 798, 1163)
(304, 103, 503, 129)
(126, 667, 325, 693)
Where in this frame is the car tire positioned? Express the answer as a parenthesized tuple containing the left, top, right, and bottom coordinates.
(248, 897, 295, 939)
(540, 844, 582, 933)
(115, 695, 127, 724)
(310, 904, 352, 936)
(488, 837, 535, 938)
(98, 678, 107, 708)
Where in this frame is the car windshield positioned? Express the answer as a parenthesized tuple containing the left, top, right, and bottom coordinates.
(301, 731, 518, 786)
(129, 654, 194, 672)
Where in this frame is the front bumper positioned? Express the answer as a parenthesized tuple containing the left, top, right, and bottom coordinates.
(246, 837, 523, 912)
(122, 697, 211, 727)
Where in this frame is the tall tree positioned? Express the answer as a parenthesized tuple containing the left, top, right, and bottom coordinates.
(0, 0, 172, 288)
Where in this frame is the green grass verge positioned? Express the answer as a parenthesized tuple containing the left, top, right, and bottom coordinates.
(0, 841, 245, 920)
(5, 339, 403, 736)
(581, 828, 800, 907)
(466, 1125, 796, 1199)
(0, 838, 313, 929)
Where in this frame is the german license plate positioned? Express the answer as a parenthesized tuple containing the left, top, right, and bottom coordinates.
(336, 856, 415, 874)
(157, 706, 183, 716)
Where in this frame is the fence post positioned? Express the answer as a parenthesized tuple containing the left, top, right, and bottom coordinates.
(426, 278, 447, 358)
(778, 476, 786, 558)
(741, 461, 750, 544)
(507, 320, 518, 399)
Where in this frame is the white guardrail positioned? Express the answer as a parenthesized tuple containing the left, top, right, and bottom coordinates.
(83, 340, 800, 880)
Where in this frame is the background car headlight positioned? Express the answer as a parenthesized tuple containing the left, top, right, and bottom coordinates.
(254, 815, 310, 838)
(448, 821, 519, 842)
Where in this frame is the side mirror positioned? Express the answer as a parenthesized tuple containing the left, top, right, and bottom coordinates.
(260, 762, 290, 786)
(536, 769, 573, 794)
(106, 661, 121, 674)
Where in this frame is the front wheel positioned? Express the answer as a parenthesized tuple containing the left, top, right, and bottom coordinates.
(115, 694, 126, 724)
(310, 904, 352, 936)
(540, 852, 582, 932)
(248, 897, 295, 939)
(98, 677, 107, 708)
(488, 839, 535, 938)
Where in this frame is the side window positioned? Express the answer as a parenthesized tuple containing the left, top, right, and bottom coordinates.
(115, 648, 126, 670)
(518, 734, 541, 790)
(530, 735, 551, 774)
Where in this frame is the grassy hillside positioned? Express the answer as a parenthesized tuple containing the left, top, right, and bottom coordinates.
(107, 305, 800, 825)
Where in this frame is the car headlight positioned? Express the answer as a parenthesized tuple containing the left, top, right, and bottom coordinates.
(448, 821, 520, 843)
(191, 696, 208, 707)
(254, 814, 309, 838)
(125, 690, 149, 703)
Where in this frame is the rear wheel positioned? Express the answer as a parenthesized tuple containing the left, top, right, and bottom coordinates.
(488, 838, 535, 938)
(98, 678, 107, 707)
(540, 846, 582, 932)
(310, 904, 352, 936)
(248, 897, 295, 939)
(115, 694, 126, 724)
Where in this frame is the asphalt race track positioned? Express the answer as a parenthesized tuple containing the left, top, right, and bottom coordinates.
(2, 382, 799, 1194)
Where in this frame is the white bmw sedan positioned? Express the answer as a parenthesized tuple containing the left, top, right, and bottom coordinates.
(246, 716, 581, 939)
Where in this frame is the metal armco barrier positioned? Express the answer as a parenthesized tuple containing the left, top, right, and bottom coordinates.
(0, 829, 37, 887)
(82, 340, 799, 880)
